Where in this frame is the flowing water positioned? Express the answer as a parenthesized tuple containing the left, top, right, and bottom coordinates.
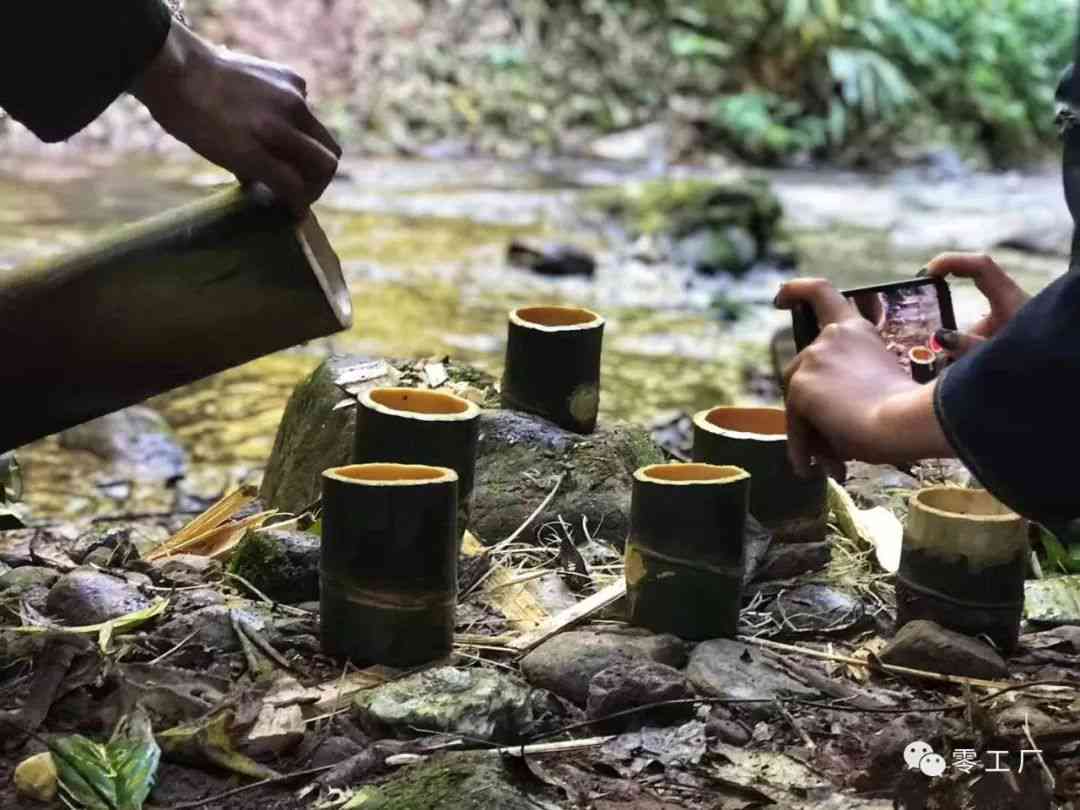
(2, 154, 1069, 522)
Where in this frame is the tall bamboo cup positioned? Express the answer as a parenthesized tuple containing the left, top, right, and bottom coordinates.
(625, 463, 750, 639)
(692, 406, 827, 543)
(320, 463, 458, 666)
(500, 305, 604, 434)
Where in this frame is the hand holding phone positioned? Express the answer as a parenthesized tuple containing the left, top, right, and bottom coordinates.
(791, 277, 956, 381)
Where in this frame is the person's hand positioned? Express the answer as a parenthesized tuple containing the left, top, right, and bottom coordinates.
(775, 279, 953, 476)
(132, 23, 341, 216)
(924, 253, 1030, 357)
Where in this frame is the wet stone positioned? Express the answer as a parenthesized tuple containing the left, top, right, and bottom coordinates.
(520, 627, 687, 707)
(706, 706, 751, 747)
(0, 566, 59, 616)
(687, 639, 818, 702)
(354, 666, 570, 744)
(767, 584, 867, 637)
(46, 568, 151, 625)
(586, 658, 694, 725)
(150, 555, 223, 588)
(157, 604, 266, 652)
(881, 620, 1008, 681)
(227, 528, 320, 604)
(753, 541, 831, 582)
(59, 405, 187, 483)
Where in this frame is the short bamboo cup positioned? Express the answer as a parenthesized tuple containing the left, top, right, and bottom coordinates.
(320, 464, 458, 666)
(692, 406, 827, 543)
(500, 305, 604, 434)
(897, 488, 1027, 652)
(625, 463, 750, 640)
(355, 387, 480, 532)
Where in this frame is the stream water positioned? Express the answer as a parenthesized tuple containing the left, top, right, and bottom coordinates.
(2, 153, 1070, 522)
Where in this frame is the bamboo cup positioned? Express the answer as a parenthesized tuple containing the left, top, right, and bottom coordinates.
(625, 463, 750, 640)
(500, 305, 604, 434)
(355, 388, 480, 532)
(897, 487, 1027, 652)
(0, 185, 351, 452)
(692, 406, 827, 543)
(909, 346, 937, 383)
(320, 463, 458, 666)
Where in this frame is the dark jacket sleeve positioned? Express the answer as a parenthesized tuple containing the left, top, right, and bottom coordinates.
(1, 4, 172, 143)
(934, 267, 1080, 531)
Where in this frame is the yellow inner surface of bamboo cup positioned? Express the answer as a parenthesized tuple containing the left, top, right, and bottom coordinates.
(909, 346, 935, 363)
(364, 388, 478, 419)
(636, 463, 750, 484)
(324, 463, 458, 485)
(696, 406, 787, 437)
(913, 488, 1017, 520)
(511, 305, 604, 330)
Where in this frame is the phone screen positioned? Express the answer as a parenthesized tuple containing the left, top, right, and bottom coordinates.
(846, 281, 947, 372)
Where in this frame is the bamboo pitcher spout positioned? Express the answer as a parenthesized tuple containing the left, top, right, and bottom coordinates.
(0, 185, 352, 452)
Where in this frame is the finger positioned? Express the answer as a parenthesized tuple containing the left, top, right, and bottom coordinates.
(775, 278, 855, 327)
(933, 328, 987, 358)
(924, 252, 1028, 311)
(288, 101, 343, 159)
(240, 150, 310, 216)
(260, 123, 338, 197)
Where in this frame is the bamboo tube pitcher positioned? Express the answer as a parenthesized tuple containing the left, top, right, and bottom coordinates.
(320, 463, 459, 666)
(0, 185, 352, 452)
(354, 388, 480, 531)
(897, 488, 1027, 652)
(625, 463, 750, 640)
(692, 406, 828, 543)
(501, 305, 604, 433)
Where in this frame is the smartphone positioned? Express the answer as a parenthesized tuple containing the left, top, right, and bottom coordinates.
(791, 277, 957, 376)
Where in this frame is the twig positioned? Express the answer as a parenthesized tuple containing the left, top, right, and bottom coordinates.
(487, 475, 564, 557)
(1024, 712, 1056, 789)
(226, 572, 313, 617)
(149, 629, 198, 665)
(507, 580, 626, 653)
(776, 699, 816, 751)
(162, 764, 334, 810)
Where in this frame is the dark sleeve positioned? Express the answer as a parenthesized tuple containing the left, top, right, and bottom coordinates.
(1, 4, 172, 143)
(934, 267, 1080, 530)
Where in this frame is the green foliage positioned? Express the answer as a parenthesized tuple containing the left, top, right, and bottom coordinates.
(49, 709, 161, 810)
(1036, 525, 1080, 575)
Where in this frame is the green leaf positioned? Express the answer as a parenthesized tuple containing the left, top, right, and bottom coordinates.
(1038, 527, 1071, 576)
(48, 708, 161, 810)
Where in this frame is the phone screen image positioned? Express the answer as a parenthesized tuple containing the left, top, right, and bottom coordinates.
(847, 282, 946, 372)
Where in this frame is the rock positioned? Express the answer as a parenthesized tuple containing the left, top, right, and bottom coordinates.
(59, 406, 186, 483)
(587, 178, 785, 276)
(742, 515, 773, 584)
(243, 703, 305, 759)
(706, 707, 751, 746)
(767, 584, 867, 636)
(588, 122, 670, 163)
(586, 658, 693, 723)
(507, 240, 596, 277)
(0, 566, 60, 616)
(352, 753, 559, 810)
(753, 542, 831, 582)
(310, 736, 365, 769)
(882, 620, 1008, 680)
(228, 529, 320, 604)
(150, 555, 223, 588)
(687, 639, 818, 701)
(1024, 575, 1080, 626)
(521, 628, 686, 706)
(158, 604, 266, 652)
(14, 751, 57, 802)
(844, 462, 920, 514)
(472, 409, 663, 545)
(862, 713, 945, 789)
(171, 588, 226, 613)
(355, 667, 569, 744)
(47, 568, 151, 625)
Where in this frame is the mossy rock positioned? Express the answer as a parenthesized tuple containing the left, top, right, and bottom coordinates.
(228, 528, 320, 604)
(355, 754, 558, 810)
(471, 409, 663, 546)
(587, 178, 786, 275)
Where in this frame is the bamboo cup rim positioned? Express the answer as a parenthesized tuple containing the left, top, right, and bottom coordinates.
(297, 216, 353, 329)
(361, 387, 480, 421)
(909, 346, 935, 364)
(324, 463, 458, 486)
(635, 463, 750, 485)
(693, 406, 787, 441)
(911, 487, 1019, 522)
(510, 305, 605, 332)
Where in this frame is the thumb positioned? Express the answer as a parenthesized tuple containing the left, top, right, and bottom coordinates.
(933, 328, 987, 358)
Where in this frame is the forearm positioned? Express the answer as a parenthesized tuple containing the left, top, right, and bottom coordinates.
(873, 381, 955, 464)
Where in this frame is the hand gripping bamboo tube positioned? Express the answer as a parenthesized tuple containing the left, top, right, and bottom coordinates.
(625, 463, 750, 640)
(320, 464, 458, 666)
(692, 406, 827, 543)
(354, 388, 480, 533)
(897, 488, 1027, 652)
(0, 185, 352, 452)
(500, 305, 605, 434)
